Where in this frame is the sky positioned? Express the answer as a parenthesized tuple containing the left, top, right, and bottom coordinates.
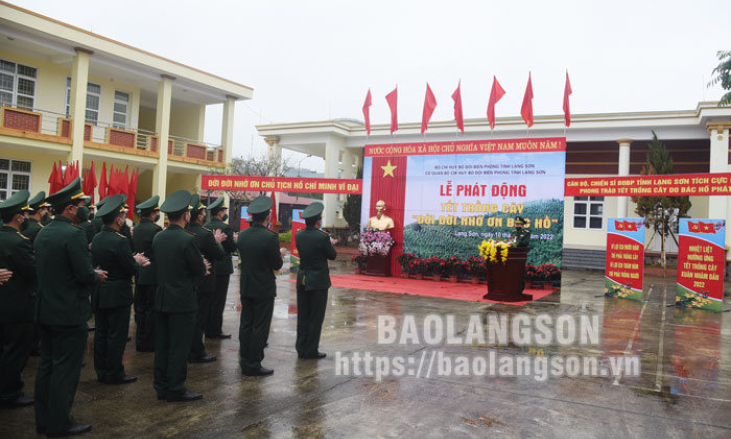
(12, 0, 731, 172)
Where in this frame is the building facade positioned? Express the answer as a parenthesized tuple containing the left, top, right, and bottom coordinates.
(0, 1, 252, 216)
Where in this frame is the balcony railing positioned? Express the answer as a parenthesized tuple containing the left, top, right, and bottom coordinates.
(169, 134, 225, 165)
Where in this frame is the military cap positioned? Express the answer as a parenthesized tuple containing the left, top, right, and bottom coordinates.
(96, 194, 127, 218)
(160, 190, 192, 214)
(248, 196, 272, 215)
(46, 177, 84, 210)
(96, 196, 109, 208)
(208, 197, 226, 212)
(515, 216, 526, 224)
(301, 202, 324, 219)
(0, 189, 30, 217)
(27, 191, 48, 211)
(136, 195, 160, 214)
(190, 194, 205, 216)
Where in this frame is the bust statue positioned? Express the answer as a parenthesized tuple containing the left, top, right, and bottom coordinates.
(366, 200, 395, 231)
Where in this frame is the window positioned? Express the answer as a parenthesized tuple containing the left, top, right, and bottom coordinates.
(65, 78, 101, 123)
(0, 159, 31, 202)
(0, 59, 37, 110)
(573, 196, 604, 230)
(113, 90, 130, 128)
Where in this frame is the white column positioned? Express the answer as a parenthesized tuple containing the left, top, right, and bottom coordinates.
(69, 48, 92, 164)
(616, 138, 632, 218)
(323, 135, 344, 227)
(221, 95, 236, 212)
(264, 136, 281, 220)
(152, 74, 174, 225)
(707, 122, 731, 250)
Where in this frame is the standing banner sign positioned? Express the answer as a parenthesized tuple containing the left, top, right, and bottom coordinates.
(240, 206, 250, 230)
(605, 218, 645, 301)
(291, 209, 305, 257)
(677, 219, 726, 311)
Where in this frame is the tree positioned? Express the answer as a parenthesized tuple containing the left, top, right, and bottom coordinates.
(708, 50, 731, 106)
(342, 167, 363, 232)
(632, 132, 691, 273)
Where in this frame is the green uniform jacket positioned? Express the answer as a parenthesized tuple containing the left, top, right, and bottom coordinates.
(34, 216, 98, 325)
(92, 216, 103, 236)
(131, 219, 162, 285)
(295, 226, 337, 291)
(188, 222, 225, 293)
(0, 225, 36, 322)
(91, 227, 139, 309)
(80, 220, 95, 245)
(237, 223, 283, 298)
(152, 224, 206, 313)
(21, 217, 43, 243)
(511, 229, 531, 247)
(204, 218, 235, 275)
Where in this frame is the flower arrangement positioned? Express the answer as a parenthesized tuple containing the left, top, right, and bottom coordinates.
(675, 291, 713, 308)
(542, 264, 561, 281)
(425, 256, 446, 275)
(478, 239, 514, 264)
(525, 264, 537, 282)
(408, 257, 427, 274)
(445, 255, 462, 276)
(396, 252, 415, 271)
(359, 228, 395, 256)
(350, 254, 367, 267)
(604, 283, 634, 299)
(467, 255, 486, 277)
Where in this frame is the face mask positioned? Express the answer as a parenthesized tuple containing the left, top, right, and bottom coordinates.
(154, 214, 161, 223)
(43, 212, 50, 222)
(77, 206, 89, 222)
(117, 215, 126, 228)
(222, 214, 229, 222)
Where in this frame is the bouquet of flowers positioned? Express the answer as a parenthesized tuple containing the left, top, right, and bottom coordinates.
(359, 228, 395, 256)
(478, 239, 514, 264)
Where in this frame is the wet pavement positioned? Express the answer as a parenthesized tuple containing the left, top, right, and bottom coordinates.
(2, 259, 731, 438)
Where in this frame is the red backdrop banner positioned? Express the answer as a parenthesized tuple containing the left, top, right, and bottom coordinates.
(369, 156, 408, 275)
(202, 176, 362, 194)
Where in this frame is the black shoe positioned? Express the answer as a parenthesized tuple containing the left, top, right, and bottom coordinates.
(136, 348, 155, 353)
(126, 336, 132, 342)
(218, 333, 232, 339)
(166, 390, 202, 402)
(105, 375, 137, 385)
(0, 395, 34, 408)
(46, 423, 92, 437)
(188, 354, 217, 364)
(299, 352, 326, 359)
(242, 367, 274, 377)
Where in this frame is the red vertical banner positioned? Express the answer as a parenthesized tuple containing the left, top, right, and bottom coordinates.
(676, 219, 726, 311)
(369, 156, 408, 275)
(291, 209, 305, 257)
(605, 218, 645, 301)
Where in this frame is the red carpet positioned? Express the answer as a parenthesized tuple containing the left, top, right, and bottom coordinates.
(288, 274, 554, 306)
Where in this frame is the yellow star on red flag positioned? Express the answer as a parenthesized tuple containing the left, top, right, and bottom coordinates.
(381, 160, 397, 178)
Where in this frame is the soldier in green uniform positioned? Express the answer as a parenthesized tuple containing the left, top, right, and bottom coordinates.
(205, 197, 237, 340)
(131, 195, 162, 352)
(91, 196, 107, 236)
(152, 190, 207, 402)
(511, 216, 531, 247)
(295, 202, 337, 359)
(91, 194, 150, 385)
(34, 177, 107, 437)
(76, 202, 95, 245)
(22, 191, 48, 243)
(0, 190, 36, 409)
(237, 196, 284, 376)
(187, 195, 225, 363)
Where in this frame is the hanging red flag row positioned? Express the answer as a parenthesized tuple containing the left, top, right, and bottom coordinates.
(362, 71, 573, 135)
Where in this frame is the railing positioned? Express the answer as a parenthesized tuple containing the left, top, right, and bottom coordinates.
(169, 134, 224, 164)
(0, 104, 70, 139)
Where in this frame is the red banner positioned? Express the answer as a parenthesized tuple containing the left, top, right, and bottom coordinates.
(605, 218, 645, 301)
(676, 218, 726, 311)
(365, 137, 566, 157)
(565, 173, 731, 197)
(201, 176, 362, 194)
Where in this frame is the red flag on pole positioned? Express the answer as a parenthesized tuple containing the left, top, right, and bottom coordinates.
(107, 166, 116, 196)
(98, 163, 107, 199)
(49, 162, 62, 194)
(121, 166, 129, 201)
(521, 73, 534, 128)
(452, 80, 464, 133)
(86, 162, 97, 203)
(270, 192, 278, 229)
(385, 87, 398, 135)
(563, 71, 572, 127)
(362, 89, 372, 135)
(421, 83, 437, 134)
(487, 76, 505, 130)
(127, 169, 138, 219)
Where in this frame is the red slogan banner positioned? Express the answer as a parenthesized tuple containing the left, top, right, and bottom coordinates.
(565, 173, 731, 197)
(365, 137, 566, 158)
(201, 176, 362, 194)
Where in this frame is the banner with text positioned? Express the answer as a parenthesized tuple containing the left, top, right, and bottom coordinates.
(201, 175, 362, 194)
(605, 218, 645, 301)
(565, 173, 731, 197)
(361, 137, 566, 270)
(677, 218, 726, 311)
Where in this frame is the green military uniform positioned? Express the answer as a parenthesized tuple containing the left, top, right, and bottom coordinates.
(22, 191, 48, 357)
(0, 190, 36, 407)
(152, 190, 206, 401)
(34, 178, 99, 436)
(90, 195, 139, 384)
(77, 206, 95, 245)
(91, 196, 108, 236)
(187, 195, 225, 362)
(237, 196, 283, 375)
(132, 196, 162, 352)
(295, 203, 336, 359)
(204, 198, 236, 339)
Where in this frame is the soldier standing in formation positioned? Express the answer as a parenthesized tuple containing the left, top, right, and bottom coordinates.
(34, 178, 107, 437)
(294, 202, 337, 360)
(152, 190, 207, 402)
(22, 191, 48, 243)
(237, 196, 284, 376)
(205, 197, 237, 340)
(90, 194, 150, 385)
(0, 190, 36, 409)
(131, 195, 162, 352)
(187, 194, 226, 364)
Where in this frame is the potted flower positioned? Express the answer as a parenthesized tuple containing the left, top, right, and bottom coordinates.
(445, 255, 461, 282)
(425, 256, 445, 281)
(467, 255, 486, 284)
(396, 253, 415, 279)
(350, 254, 367, 274)
(409, 258, 427, 280)
(543, 264, 561, 289)
(525, 264, 540, 289)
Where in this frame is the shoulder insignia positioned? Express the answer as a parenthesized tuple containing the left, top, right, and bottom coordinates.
(185, 229, 196, 236)
(203, 227, 212, 232)
(39, 223, 44, 228)
(115, 232, 126, 239)
(71, 224, 83, 230)
(15, 231, 30, 240)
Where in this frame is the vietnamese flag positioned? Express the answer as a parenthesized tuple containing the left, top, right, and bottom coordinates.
(624, 221, 638, 232)
(487, 76, 505, 130)
(421, 83, 437, 134)
(701, 222, 715, 234)
(563, 71, 572, 127)
(385, 86, 398, 135)
(362, 89, 372, 135)
(451, 80, 464, 133)
(688, 222, 700, 233)
(521, 72, 534, 128)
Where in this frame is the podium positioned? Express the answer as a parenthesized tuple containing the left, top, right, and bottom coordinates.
(366, 253, 392, 277)
(484, 247, 531, 302)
